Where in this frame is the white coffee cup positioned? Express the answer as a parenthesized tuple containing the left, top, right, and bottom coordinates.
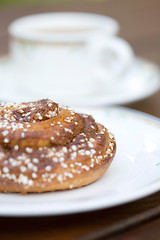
(8, 12, 134, 100)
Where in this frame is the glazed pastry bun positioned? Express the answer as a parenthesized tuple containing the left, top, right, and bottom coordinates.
(0, 99, 116, 193)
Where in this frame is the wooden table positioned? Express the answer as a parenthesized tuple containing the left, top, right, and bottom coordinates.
(0, 0, 160, 239)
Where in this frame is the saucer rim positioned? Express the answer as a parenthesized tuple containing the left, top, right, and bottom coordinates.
(0, 56, 159, 106)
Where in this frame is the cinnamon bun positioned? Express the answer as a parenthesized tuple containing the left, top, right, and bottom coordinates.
(0, 99, 116, 193)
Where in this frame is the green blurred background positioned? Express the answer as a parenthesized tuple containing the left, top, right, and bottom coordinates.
(0, 0, 108, 6)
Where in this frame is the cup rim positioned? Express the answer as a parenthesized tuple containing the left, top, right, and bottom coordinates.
(8, 12, 119, 43)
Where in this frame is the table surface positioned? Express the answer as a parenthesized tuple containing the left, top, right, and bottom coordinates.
(0, 0, 160, 239)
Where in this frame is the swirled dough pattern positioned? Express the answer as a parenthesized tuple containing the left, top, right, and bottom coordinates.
(0, 99, 116, 193)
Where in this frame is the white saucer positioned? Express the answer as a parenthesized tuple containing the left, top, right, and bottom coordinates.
(0, 56, 159, 105)
(0, 106, 160, 216)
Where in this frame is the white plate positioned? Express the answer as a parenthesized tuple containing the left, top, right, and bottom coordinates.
(0, 56, 159, 106)
(0, 106, 160, 216)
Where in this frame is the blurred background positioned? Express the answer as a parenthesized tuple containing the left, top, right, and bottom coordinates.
(0, 0, 159, 116)
(0, 0, 160, 63)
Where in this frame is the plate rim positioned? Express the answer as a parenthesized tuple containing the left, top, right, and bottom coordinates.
(0, 106, 159, 217)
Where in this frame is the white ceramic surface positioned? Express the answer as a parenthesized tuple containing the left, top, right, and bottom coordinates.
(0, 106, 159, 216)
(8, 12, 133, 97)
(0, 56, 159, 106)
(9, 12, 119, 42)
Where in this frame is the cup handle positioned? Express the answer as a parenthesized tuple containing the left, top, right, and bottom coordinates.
(90, 36, 134, 81)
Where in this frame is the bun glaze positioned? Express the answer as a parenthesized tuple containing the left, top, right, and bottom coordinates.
(0, 99, 116, 193)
